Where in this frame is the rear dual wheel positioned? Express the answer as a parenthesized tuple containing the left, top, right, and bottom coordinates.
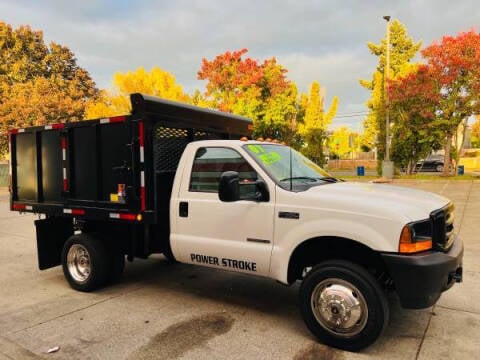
(300, 260, 389, 351)
(62, 233, 125, 292)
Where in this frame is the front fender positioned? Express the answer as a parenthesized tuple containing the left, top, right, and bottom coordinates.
(269, 217, 402, 283)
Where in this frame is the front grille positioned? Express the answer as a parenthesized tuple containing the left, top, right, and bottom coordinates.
(430, 203, 455, 251)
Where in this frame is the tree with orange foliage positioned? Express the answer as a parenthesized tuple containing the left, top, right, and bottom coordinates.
(198, 49, 297, 142)
(0, 21, 97, 158)
(420, 30, 480, 175)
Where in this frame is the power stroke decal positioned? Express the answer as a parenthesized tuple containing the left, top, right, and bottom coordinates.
(190, 253, 257, 272)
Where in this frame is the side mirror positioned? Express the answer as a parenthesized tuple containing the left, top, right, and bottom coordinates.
(218, 171, 270, 202)
(218, 171, 240, 202)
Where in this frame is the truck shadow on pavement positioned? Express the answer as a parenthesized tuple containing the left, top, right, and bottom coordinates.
(115, 255, 303, 322)
(106, 255, 432, 358)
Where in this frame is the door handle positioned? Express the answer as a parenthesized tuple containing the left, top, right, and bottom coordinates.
(179, 202, 188, 217)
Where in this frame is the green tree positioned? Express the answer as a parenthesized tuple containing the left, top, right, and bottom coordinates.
(297, 82, 338, 164)
(259, 83, 299, 143)
(360, 19, 422, 174)
(389, 65, 443, 173)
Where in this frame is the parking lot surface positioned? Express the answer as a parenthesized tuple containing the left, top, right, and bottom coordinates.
(0, 180, 479, 360)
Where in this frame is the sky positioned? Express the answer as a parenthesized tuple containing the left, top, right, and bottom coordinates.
(0, 0, 478, 131)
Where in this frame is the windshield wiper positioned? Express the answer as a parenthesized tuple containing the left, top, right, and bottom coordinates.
(280, 176, 341, 183)
(280, 176, 320, 183)
(319, 176, 342, 183)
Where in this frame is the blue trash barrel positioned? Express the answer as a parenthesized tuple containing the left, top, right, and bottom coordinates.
(458, 165, 464, 175)
(357, 166, 365, 176)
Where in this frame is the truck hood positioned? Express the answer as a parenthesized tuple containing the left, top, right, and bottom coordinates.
(302, 181, 450, 222)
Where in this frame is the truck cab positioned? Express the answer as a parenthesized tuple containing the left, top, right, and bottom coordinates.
(171, 139, 462, 350)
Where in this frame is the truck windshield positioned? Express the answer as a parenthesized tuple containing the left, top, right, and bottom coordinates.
(243, 143, 338, 191)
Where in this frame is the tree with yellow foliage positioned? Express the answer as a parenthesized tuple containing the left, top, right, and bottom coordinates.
(328, 126, 356, 158)
(297, 81, 338, 165)
(86, 67, 190, 118)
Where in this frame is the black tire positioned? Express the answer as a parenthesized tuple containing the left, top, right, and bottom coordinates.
(436, 164, 444, 172)
(61, 233, 110, 292)
(299, 260, 389, 351)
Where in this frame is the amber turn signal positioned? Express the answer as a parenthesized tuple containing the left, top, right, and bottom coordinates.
(399, 226, 432, 253)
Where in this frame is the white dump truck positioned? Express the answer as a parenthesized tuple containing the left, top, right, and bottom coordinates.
(10, 94, 463, 350)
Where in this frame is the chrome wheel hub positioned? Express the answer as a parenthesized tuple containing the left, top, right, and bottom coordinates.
(67, 244, 91, 283)
(311, 278, 368, 337)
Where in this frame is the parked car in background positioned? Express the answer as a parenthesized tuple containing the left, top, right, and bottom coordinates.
(415, 155, 447, 172)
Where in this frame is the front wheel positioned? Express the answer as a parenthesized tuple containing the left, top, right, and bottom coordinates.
(299, 260, 389, 351)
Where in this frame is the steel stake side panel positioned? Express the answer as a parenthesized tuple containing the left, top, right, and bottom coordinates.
(10, 116, 142, 221)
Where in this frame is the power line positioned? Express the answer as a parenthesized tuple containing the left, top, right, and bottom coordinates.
(334, 113, 369, 118)
(335, 111, 370, 116)
(333, 109, 385, 118)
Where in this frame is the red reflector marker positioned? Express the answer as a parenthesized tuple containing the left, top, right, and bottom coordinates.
(140, 187, 146, 211)
(100, 116, 126, 124)
(13, 204, 32, 211)
(138, 121, 145, 147)
(45, 123, 65, 130)
(9, 129, 25, 134)
(63, 208, 85, 215)
(109, 116, 126, 123)
(120, 213, 137, 221)
(109, 213, 137, 221)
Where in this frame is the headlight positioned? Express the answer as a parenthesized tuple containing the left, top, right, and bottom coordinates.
(399, 219, 433, 253)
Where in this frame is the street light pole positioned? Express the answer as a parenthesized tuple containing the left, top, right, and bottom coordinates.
(384, 15, 390, 161)
(382, 15, 394, 178)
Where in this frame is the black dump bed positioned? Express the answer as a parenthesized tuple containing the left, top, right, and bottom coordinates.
(10, 93, 252, 224)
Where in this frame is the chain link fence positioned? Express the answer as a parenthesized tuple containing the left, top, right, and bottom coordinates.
(0, 162, 8, 187)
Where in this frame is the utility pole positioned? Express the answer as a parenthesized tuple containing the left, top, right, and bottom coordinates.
(382, 15, 394, 178)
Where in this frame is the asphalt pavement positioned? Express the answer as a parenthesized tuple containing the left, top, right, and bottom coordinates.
(0, 180, 479, 359)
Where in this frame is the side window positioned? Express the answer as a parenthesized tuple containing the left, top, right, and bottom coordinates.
(190, 147, 258, 193)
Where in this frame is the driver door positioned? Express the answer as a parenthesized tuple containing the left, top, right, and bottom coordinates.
(171, 145, 274, 276)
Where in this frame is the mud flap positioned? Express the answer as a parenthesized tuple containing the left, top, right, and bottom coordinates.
(35, 217, 73, 270)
